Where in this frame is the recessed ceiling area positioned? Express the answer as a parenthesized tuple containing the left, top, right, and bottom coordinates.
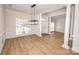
(4, 4, 66, 14)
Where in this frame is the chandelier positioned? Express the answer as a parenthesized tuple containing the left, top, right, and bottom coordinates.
(29, 4, 38, 25)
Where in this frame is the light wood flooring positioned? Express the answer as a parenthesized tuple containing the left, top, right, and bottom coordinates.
(1, 32, 79, 55)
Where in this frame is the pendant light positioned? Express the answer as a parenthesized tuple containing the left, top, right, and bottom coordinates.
(29, 4, 38, 25)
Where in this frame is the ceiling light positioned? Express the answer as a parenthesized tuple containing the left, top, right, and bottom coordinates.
(29, 4, 38, 25)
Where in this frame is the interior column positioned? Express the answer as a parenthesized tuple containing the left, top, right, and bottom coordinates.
(62, 5, 71, 49)
(38, 14, 42, 37)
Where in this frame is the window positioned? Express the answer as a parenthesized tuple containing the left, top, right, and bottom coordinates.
(16, 18, 30, 35)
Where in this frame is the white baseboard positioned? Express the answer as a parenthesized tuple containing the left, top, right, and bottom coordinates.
(6, 34, 27, 39)
(72, 48, 79, 53)
(37, 34, 42, 37)
(6, 34, 38, 39)
(55, 31, 64, 34)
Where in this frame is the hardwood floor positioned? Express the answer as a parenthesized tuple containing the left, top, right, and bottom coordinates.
(1, 32, 79, 55)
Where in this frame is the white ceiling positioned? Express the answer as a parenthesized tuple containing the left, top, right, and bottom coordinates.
(4, 4, 66, 14)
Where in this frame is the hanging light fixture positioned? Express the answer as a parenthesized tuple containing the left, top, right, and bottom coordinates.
(29, 4, 38, 25)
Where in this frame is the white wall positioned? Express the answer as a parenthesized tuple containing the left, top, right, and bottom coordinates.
(0, 5, 5, 34)
(72, 4, 79, 52)
(5, 9, 40, 39)
(41, 15, 49, 34)
(54, 14, 66, 33)
(46, 8, 66, 17)
(48, 17, 55, 34)
(0, 5, 5, 54)
(42, 8, 66, 34)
